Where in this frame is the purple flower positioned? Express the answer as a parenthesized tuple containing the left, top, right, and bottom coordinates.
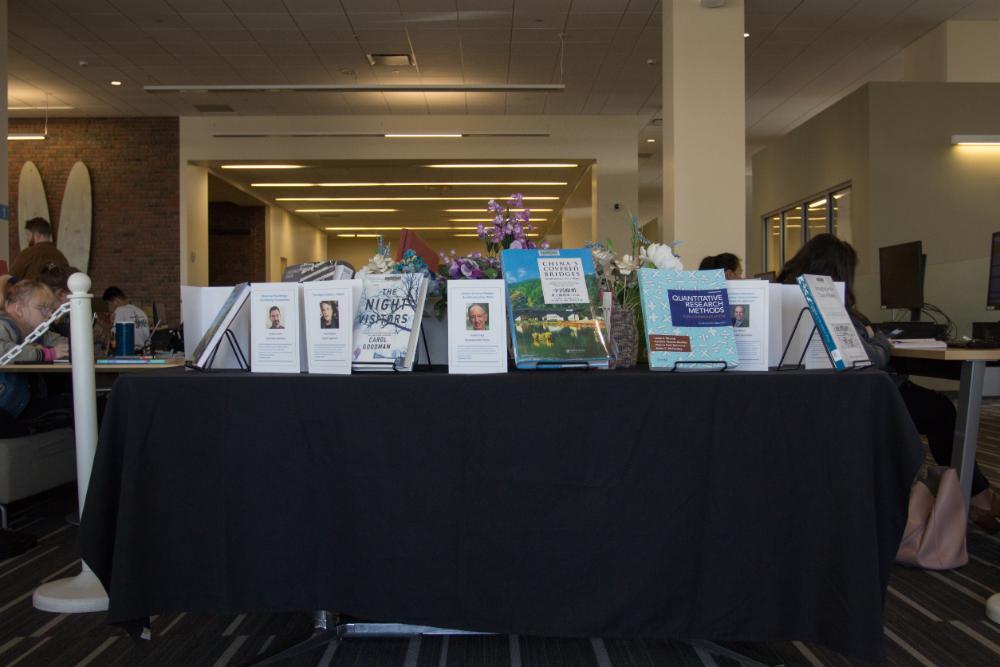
(508, 193, 524, 208)
(510, 239, 524, 249)
(540, 241, 551, 249)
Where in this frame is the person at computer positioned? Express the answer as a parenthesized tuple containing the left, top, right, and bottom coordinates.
(698, 253, 743, 279)
(777, 234, 1000, 532)
(102, 286, 151, 352)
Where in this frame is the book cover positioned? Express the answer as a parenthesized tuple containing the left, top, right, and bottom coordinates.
(500, 248, 609, 369)
(637, 268, 740, 371)
(769, 282, 847, 369)
(186, 283, 250, 370)
(726, 279, 770, 372)
(797, 274, 870, 371)
(302, 281, 354, 375)
(447, 279, 508, 374)
(250, 283, 301, 374)
(352, 273, 428, 372)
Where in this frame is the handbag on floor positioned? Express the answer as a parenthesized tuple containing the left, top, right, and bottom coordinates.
(895, 466, 968, 570)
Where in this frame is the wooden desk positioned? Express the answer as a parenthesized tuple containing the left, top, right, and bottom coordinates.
(891, 347, 1000, 504)
(1, 359, 185, 373)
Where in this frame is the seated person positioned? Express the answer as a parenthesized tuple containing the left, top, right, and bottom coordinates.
(37, 264, 79, 338)
(776, 234, 1000, 533)
(698, 252, 744, 279)
(101, 286, 151, 353)
(0, 281, 71, 435)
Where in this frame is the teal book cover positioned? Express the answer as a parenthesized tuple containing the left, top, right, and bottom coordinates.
(637, 268, 740, 371)
(501, 249, 609, 369)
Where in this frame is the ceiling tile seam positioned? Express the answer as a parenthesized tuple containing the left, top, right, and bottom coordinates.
(286, 8, 348, 108)
(337, 0, 395, 115)
(595, 5, 660, 115)
(504, 1, 517, 114)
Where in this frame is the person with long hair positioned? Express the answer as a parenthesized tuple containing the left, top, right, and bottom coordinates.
(777, 234, 1000, 532)
(698, 253, 743, 279)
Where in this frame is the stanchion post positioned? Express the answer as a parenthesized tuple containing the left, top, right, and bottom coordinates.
(32, 272, 108, 613)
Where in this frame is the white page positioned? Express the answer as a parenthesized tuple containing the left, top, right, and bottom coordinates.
(301, 281, 353, 375)
(799, 274, 870, 369)
(771, 282, 846, 369)
(181, 285, 250, 369)
(250, 283, 301, 374)
(726, 280, 769, 372)
(447, 280, 508, 374)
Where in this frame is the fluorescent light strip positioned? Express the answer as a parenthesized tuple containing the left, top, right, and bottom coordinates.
(253, 181, 567, 188)
(8, 105, 73, 111)
(385, 133, 462, 139)
(285, 196, 560, 203)
(427, 163, 578, 169)
(221, 164, 304, 170)
(337, 233, 381, 238)
(326, 226, 454, 231)
(146, 83, 565, 93)
(7, 134, 46, 141)
(450, 218, 547, 222)
(446, 208, 552, 212)
(294, 208, 397, 213)
(952, 134, 1000, 145)
(808, 199, 827, 208)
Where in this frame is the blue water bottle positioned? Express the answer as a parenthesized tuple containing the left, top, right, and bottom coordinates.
(115, 322, 135, 356)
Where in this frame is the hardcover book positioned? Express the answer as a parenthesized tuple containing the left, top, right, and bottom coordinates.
(186, 283, 250, 370)
(797, 274, 871, 371)
(500, 248, 609, 369)
(637, 268, 740, 371)
(352, 273, 428, 372)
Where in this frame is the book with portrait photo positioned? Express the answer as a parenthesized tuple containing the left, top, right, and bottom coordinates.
(352, 273, 428, 372)
(637, 268, 740, 371)
(250, 282, 301, 374)
(500, 248, 609, 369)
(302, 281, 354, 375)
(447, 279, 508, 374)
(726, 279, 770, 372)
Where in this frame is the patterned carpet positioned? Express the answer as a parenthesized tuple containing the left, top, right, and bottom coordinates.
(0, 403, 998, 666)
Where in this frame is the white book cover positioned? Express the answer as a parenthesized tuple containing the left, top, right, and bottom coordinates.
(301, 281, 354, 375)
(182, 284, 250, 370)
(726, 280, 770, 372)
(250, 283, 301, 374)
(798, 274, 871, 371)
(352, 273, 428, 372)
(769, 282, 847, 369)
(447, 280, 508, 374)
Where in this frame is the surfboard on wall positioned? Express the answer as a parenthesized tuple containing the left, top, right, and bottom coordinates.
(58, 161, 93, 273)
(17, 161, 49, 253)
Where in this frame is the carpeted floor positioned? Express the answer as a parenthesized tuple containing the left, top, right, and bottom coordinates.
(0, 402, 998, 666)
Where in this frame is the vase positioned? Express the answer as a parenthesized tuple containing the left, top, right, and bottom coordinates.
(609, 305, 639, 369)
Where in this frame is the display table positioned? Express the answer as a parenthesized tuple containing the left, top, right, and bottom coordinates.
(79, 367, 923, 662)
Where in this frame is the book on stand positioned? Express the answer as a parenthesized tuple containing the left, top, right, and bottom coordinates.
(637, 268, 740, 371)
(500, 248, 609, 369)
(186, 283, 251, 370)
(250, 283, 301, 374)
(726, 279, 770, 372)
(796, 274, 871, 371)
(352, 273, 429, 372)
(447, 279, 508, 374)
(301, 281, 355, 375)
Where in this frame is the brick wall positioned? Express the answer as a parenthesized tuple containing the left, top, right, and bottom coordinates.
(209, 202, 266, 286)
(7, 117, 180, 323)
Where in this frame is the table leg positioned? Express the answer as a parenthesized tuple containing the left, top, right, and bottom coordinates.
(952, 360, 985, 507)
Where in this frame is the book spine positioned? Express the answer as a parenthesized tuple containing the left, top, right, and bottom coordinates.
(797, 276, 846, 371)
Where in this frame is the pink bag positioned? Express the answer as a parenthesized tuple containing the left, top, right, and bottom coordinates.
(896, 467, 968, 570)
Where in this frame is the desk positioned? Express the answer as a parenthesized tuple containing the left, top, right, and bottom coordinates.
(890, 347, 1000, 504)
(1, 359, 185, 373)
(79, 368, 923, 662)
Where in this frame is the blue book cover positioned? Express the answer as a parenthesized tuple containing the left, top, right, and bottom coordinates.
(796, 274, 870, 371)
(501, 249, 609, 369)
(637, 268, 740, 371)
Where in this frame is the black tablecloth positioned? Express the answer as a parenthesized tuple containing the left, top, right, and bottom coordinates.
(80, 367, 923, 661)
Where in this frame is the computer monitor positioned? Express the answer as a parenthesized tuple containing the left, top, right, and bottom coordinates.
(987, 232, 1000, 310)
(879, 241, 924, 321)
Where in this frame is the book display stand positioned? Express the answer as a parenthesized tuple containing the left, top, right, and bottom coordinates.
(670, 360, 728, 372)
(778, 307, 871, 371)
(189, 329, 249, 372)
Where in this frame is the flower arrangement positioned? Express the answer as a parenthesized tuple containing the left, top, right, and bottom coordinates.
(358, 237, 443, 297)
(588, 213, 682, 311)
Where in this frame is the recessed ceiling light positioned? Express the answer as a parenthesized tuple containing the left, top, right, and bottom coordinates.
(744, 32, 750, 38)
(111, 80, 122, 86)
(221, 164, 304, 170)
(366, 54, 414, 67)
(426, 163, 578, 168)
(646, 138, 656, 143)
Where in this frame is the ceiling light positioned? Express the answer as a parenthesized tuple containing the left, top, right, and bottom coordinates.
(453, 234, 480, 237)
(426, 163, 579, 169)
(384, 134, 462, 139)
(646, 139, 656, 143)
(279, 196, 560, 202)
(450, 218, 547, 222)
(325, 226, 454, 231)
(808, 199, 827, 208)
(337, 233, 381, 238)
(367, 54, 413, 67)
(7, 133, 46, 141)
(146, 83, 565, 94)
(744, 32, 750, 38)
(952, 134, 1000, 145)
(8, 105, 73, 111)
(254, 181, 566, 188)
(221, 164, 304, 170)
(293, 208, 397, 213)
(111, 80, 122, 86)
(447, 208, 553, 213)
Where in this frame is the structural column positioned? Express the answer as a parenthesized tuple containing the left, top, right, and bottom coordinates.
(1, 0, 9, 265)
(662, 0, 745, 267)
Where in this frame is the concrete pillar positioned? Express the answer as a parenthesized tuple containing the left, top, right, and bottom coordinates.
(180, 164, 209, 286)
(662, 0, 746, 268)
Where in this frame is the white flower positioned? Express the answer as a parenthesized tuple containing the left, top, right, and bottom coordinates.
(614, 254, 640, 276)
(643, 243, 683, 271)
(366, 254, 394, 274)
(591, 246, 615, 268)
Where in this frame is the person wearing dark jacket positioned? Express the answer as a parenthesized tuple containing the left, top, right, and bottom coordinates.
(777, 234, 1000, 533)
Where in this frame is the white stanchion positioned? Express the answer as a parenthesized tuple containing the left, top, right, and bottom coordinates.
(33, 273, 108, 613)
(988, 593, 1000, 624)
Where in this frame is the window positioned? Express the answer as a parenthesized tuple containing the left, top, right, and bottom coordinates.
(762, 184, 850, 272)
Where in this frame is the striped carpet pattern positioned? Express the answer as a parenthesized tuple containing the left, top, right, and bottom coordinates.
(0, 403, 999, 666)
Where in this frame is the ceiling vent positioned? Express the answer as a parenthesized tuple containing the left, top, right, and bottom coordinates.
(194, 104, 234, 113)
(366, 54, 414, 67)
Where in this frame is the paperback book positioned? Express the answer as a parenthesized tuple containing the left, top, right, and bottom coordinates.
(447, 279, 508, 374)
(500, 248, 609, 369)
(186, 283, 250, 370)
(797, 274, 871, 371)
(726, 279, 770, 372)
(250, 283, 301, 374)
(637, 268, 740, 371)
(301, 281, 354, 375)
(352, 273, 429, 372)
(769, 282, 847, 369)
